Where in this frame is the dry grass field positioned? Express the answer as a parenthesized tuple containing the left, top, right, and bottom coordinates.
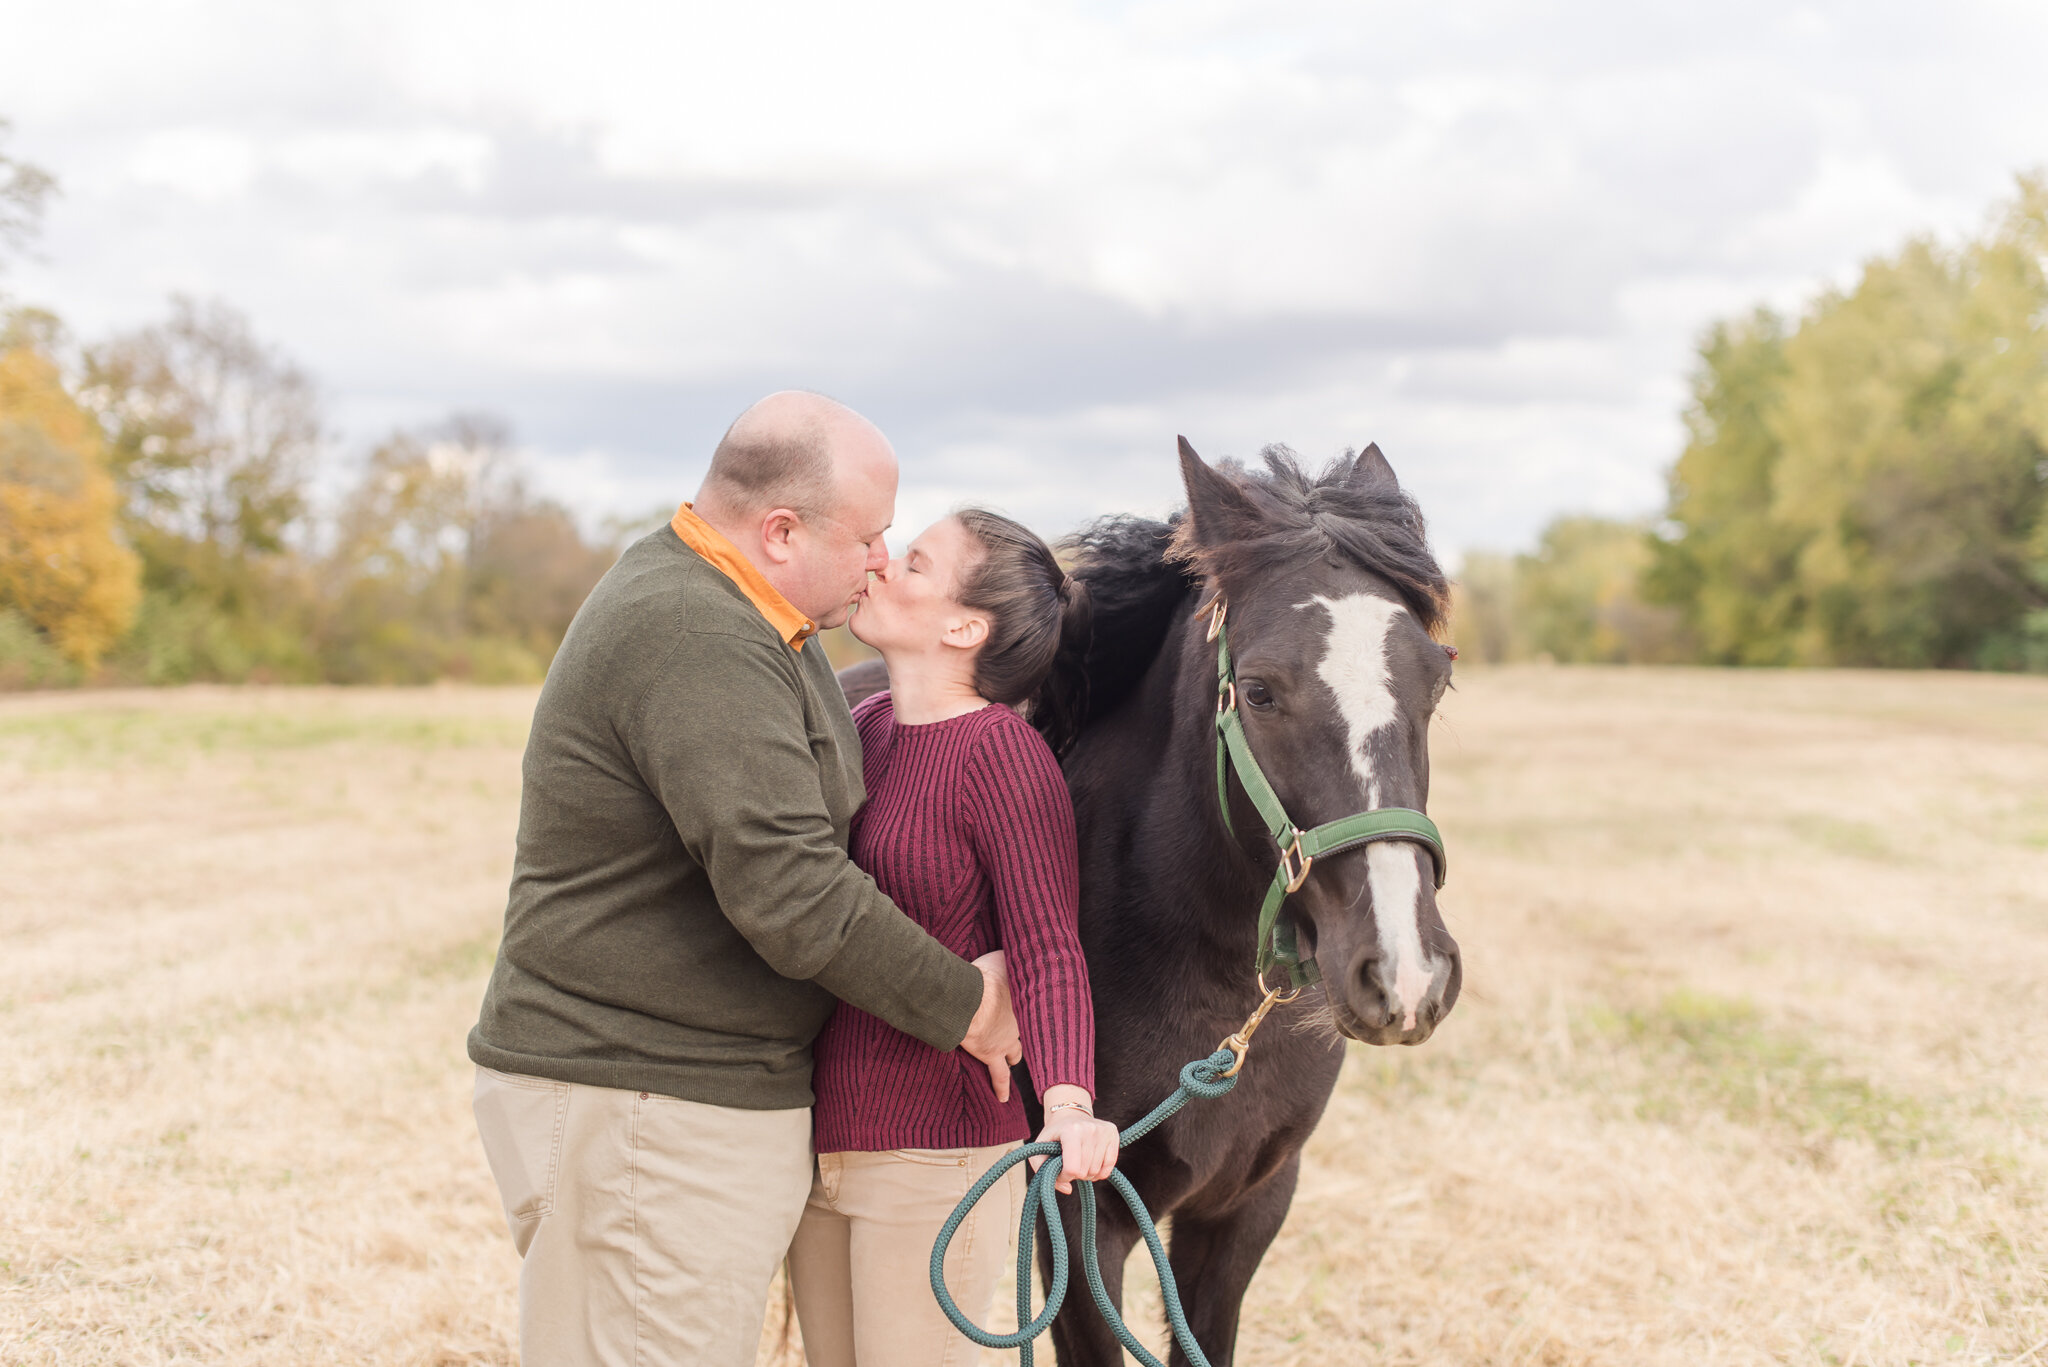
(3, 668, 2045, 1365)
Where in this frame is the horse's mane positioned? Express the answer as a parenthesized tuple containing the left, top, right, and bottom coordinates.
(1171, 445, 1450, 632)
(1031, 514, 1194, 755)
(1031, 446, 1448, 756)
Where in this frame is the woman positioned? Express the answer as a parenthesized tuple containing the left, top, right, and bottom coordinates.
(786, 508, 1118, 1367)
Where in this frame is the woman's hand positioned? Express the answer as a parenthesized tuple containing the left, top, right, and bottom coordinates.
(1031, 1085, 1119, 1194)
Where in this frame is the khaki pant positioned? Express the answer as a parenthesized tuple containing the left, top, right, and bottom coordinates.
(786, 1144, 1025, 1367)
(472, 1066, 812, 1367)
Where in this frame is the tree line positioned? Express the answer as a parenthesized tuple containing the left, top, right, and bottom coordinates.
(5, 117, 2045, 683)
(1, 123, 624, 687)
(1460, 175, 2048, 671)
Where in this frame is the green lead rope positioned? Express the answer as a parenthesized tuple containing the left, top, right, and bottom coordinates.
(929, 1048, 1242, 1367)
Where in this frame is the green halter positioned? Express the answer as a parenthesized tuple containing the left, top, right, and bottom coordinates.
(1205, 597, 1449, 991)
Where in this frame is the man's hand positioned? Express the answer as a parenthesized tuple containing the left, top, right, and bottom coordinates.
(961, 950, 1023, 1103)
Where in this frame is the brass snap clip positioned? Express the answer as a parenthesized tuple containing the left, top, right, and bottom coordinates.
(1218, 976, 1302, 1078)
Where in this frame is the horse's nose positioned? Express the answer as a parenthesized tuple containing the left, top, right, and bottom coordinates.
(1348, 942, 1455, 1042)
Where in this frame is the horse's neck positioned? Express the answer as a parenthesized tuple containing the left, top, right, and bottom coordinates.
(1094, 614, 1270, 978)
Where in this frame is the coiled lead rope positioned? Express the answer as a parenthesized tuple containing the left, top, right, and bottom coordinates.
(928, 1047, 1241, 1367)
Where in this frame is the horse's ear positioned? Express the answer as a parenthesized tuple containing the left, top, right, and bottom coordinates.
(1348, 441, 1399, 493)
(1178, 436, 1260, 547)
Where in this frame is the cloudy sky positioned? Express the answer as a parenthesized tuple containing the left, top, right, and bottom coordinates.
(5, 0, 2046, 561)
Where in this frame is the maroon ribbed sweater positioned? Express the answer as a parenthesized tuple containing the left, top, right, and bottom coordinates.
(811, 692, 1094, 1153)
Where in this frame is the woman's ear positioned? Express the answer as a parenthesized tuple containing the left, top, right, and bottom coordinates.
(942, 612, 990, 652)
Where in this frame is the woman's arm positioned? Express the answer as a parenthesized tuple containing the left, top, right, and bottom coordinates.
(965, 717, 1117, 1190)
(963, 716, 1094, 1096)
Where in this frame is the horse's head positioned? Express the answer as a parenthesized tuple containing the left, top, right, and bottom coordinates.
(1173, 438, 1462, 1046)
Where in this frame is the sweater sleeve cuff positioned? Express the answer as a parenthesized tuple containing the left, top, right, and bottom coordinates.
(918, 955, 984, 1052)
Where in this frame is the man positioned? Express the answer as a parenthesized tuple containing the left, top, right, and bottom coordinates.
(468, 391, 1023, 1366)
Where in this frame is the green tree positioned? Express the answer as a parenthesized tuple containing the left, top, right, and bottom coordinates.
(320, 420, 490, 682)
(1644, 310, 1807, 663)
(1773, 187, 2048, 666)
(465, 500, 614, 664)
(83, 296, 317, 555)
(318, 416, 612, 683)
(1650, 174, 2048, 670)
(1514, 516, 1689, 664)
(81, 299, 322, 681)
(1449, 552, 1521, 664)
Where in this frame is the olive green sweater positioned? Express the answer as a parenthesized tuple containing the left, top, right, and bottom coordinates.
(467, 526, 985, 1110)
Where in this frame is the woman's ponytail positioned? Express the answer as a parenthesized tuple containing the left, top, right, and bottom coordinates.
(954, 508, 1072, 709)
(1055, 570, 1091, 648)
(1034, 572, 1093, 754)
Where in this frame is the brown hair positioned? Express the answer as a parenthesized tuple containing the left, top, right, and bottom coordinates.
(952, 508, 1092, 707)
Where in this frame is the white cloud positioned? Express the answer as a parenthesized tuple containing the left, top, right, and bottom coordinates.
(5, 0, 2047, 565)
(128, 129, 258, 201)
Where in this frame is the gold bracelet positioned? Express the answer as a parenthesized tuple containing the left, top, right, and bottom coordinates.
(1046, 1100, 1093, 1116)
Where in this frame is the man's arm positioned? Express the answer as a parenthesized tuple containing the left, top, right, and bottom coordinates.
(631, 626, 990, 1050)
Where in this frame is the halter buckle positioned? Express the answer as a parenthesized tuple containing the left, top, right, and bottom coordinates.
(1217, 682, 1236, 716)
(1204, 597, 1228, 643)
(1279, 834, 1313, 893)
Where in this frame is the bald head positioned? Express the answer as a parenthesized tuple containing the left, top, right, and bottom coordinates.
(693, 391, 899, 630)
(697, 390, 895, 522)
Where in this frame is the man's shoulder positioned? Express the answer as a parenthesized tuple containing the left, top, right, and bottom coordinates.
(582, 528, 785, 648)
(537, 529, 798, 730)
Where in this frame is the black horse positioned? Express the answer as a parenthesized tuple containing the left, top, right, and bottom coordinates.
(842, 439, 1462, 1366)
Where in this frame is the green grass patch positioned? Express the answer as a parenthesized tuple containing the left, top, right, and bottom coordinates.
(2008, 796, 2048, 851)
(1787, 814, 1903, 863)
(407, 928, 501, 983)
(1589, 988, 1933, 1155)
(0, 610, 82, 688)
(0, 705, 528, 769)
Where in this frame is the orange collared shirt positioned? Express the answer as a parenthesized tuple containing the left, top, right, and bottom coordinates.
(669, 502, 817, 650)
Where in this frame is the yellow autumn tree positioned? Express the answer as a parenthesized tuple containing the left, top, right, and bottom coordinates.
(0, 336, 140, 667)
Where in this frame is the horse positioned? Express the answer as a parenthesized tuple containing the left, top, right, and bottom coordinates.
(841, 438, 1462, 1367)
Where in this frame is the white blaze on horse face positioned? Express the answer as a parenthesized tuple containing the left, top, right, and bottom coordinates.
(1304, 592, 1404, 805)
(1366, 843, 1432, 1032)
(1307, 592, 1432, 1031)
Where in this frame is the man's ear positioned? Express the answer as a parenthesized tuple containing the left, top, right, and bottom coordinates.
(759, 508, 801, 565)
(942, 613, 990, 652)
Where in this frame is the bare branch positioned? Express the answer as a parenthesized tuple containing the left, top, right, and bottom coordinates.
(0, 119, 58, 267)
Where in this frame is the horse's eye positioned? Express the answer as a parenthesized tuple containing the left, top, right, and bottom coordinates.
(1241, 681, 1275, 709)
